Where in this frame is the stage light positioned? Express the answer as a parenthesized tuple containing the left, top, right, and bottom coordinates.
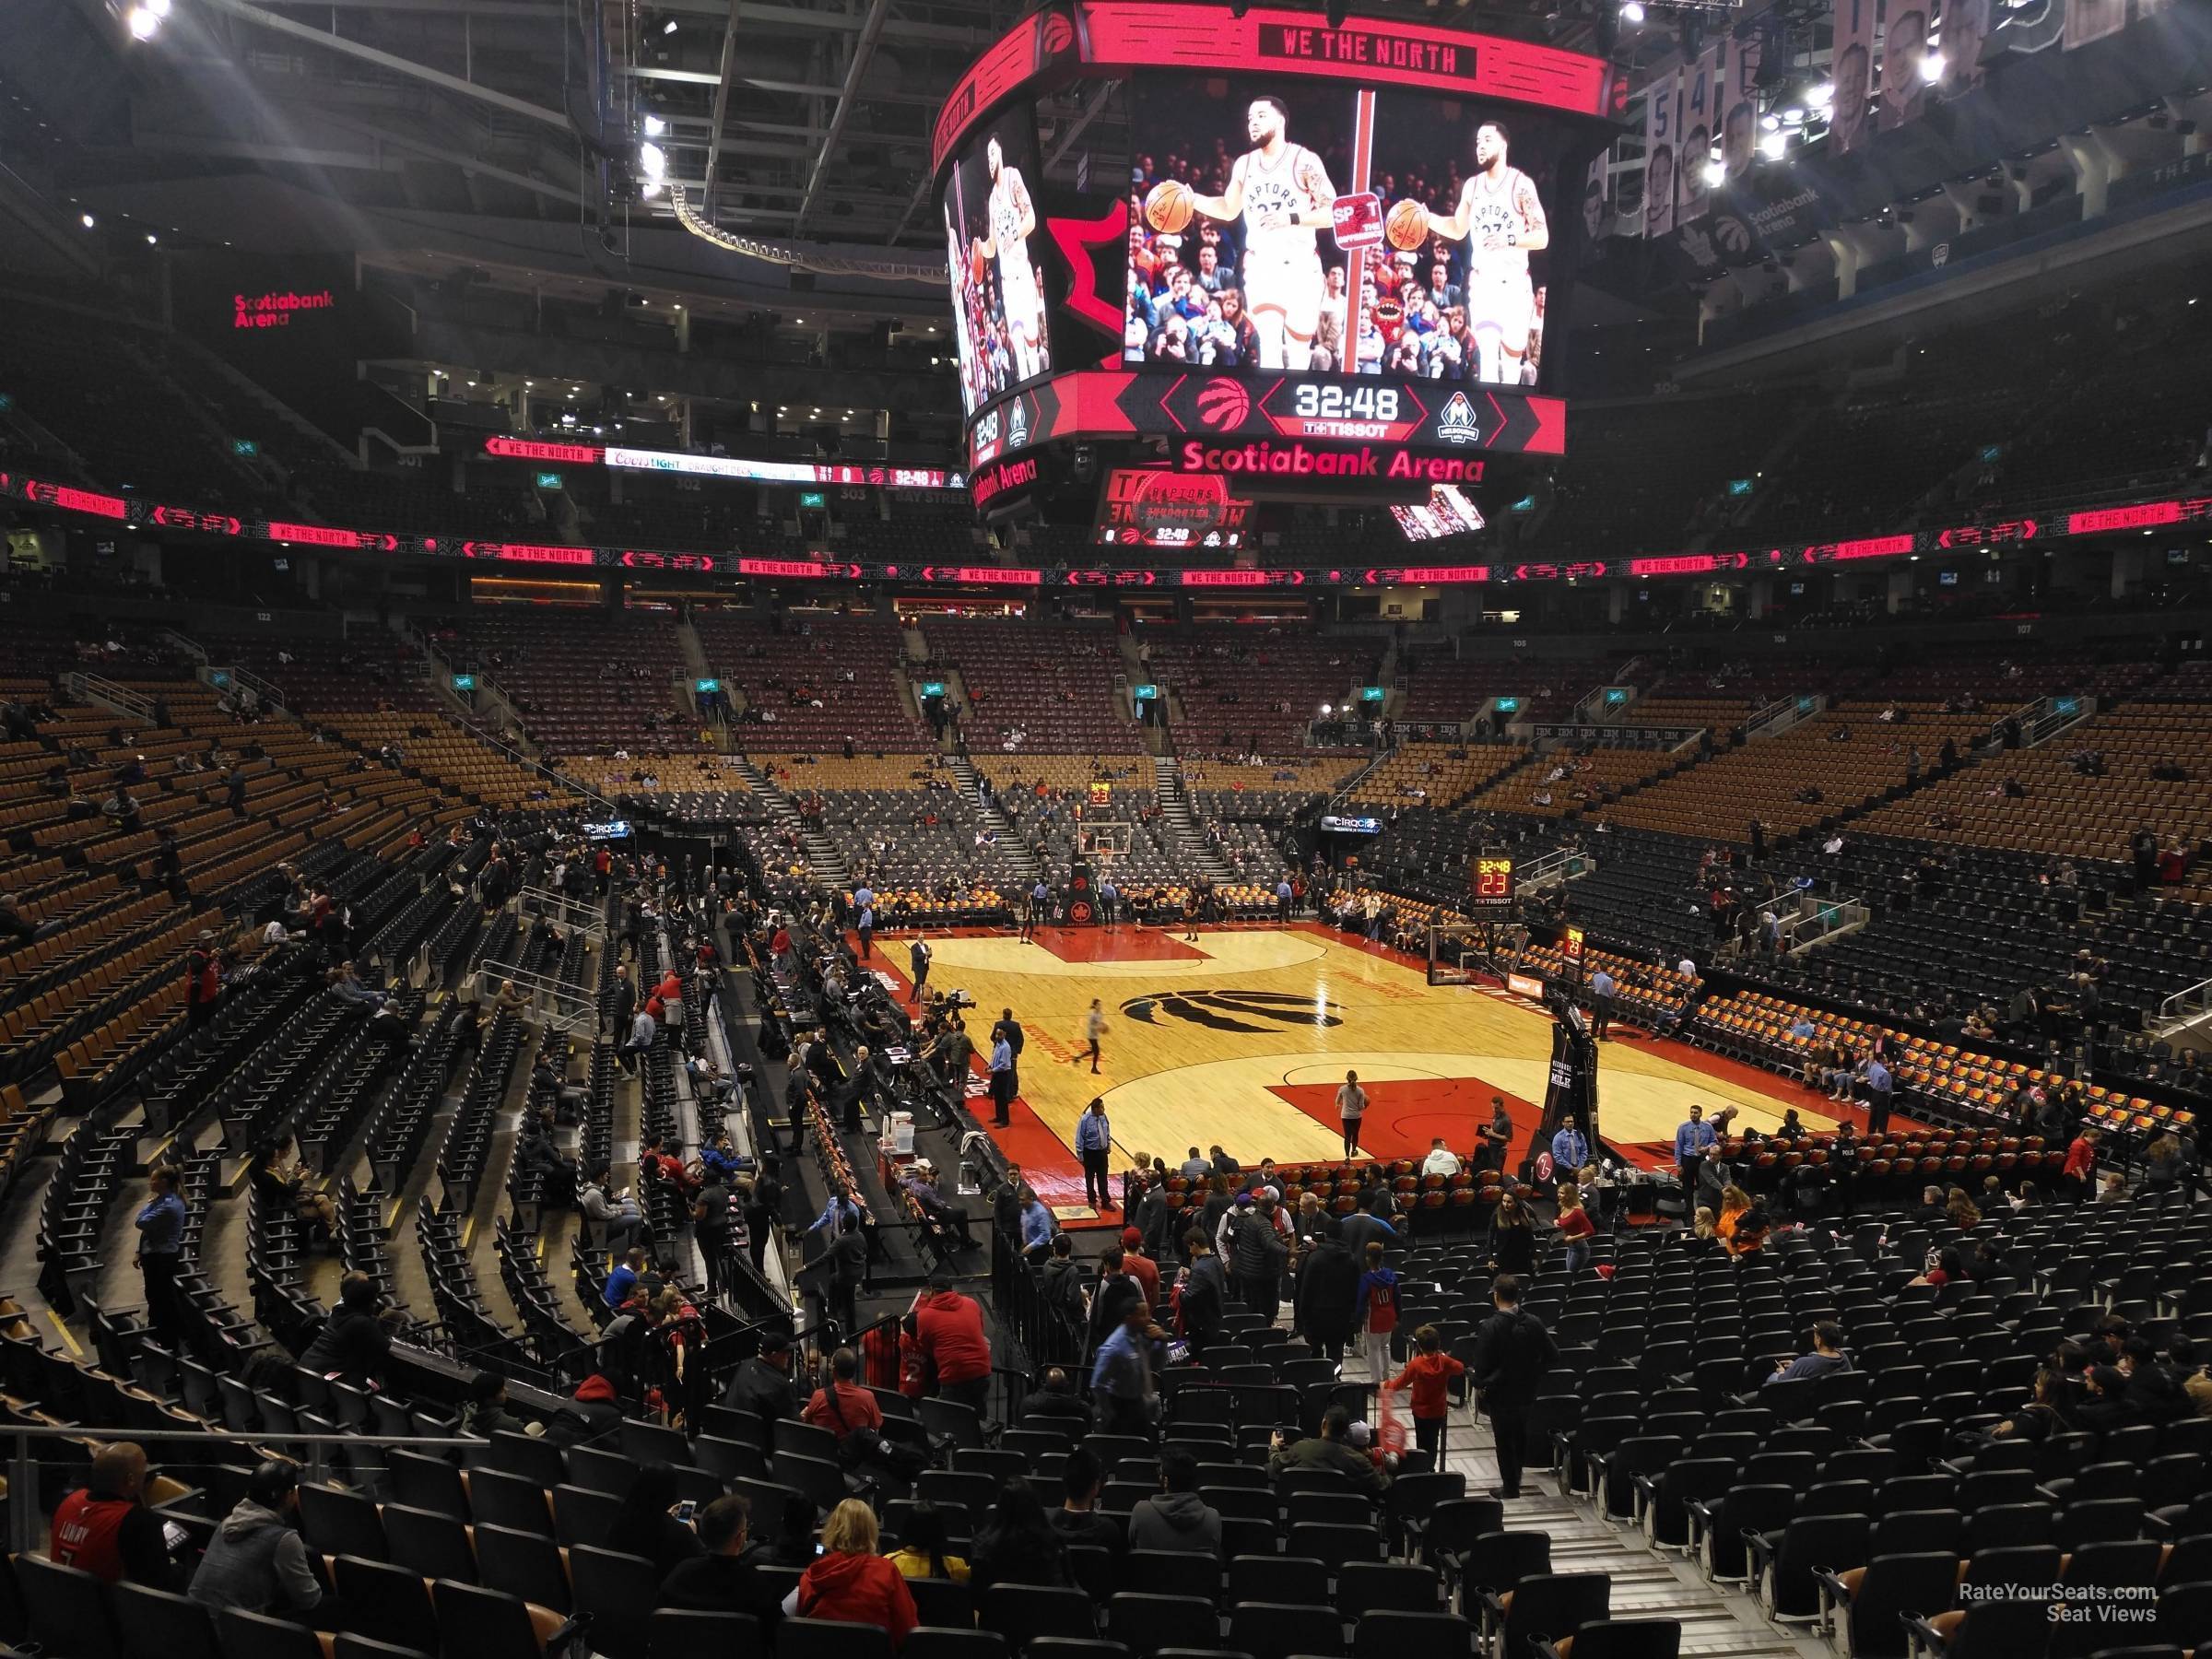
(1759, 131, 1789, 159)
(1762, 112, 1783, 131)
(643, 114, 667, 137)
(127, 6, 159, 39)
(1919, 51, 1946, 82)
(641, 182, 663, 199)
(639, 141, 666, 182)
(662, 18, 677, 32)
(145, 231, 157, 243)
(1809, 81, 1835, 108)
(1619, 1, 1644, 20)
(79, 212, 95, 229)
(1704, 159, 1725, 186)
(1320, 702, 1334, 715)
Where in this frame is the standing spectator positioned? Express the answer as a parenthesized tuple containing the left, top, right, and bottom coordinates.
(825, 1211, 867, 1335)
(1588, 965, 1616, 1041)
(782, 1500, 916, 1642)
(1550, 1113, 1588, 1175)
(724, 1331, 798, 1436)
(654, 967, 687, 1034)
(1293, 1229, 1359, 1362)
(188, 1460, 324, 1617)
(1018, 1186, 1057, 1260)
(1388, 1324, 1468, 1461)
(693, 1173, 733, 1304)
(620, 1004, 658, 1074)
(1120, 1226, 1162, 1309)
(1231, 1193, 1289, 1320)
(1076, 1098, 1114, 1210)
(1088, 1299, 1159, 1439)
(606, 964, 635, 1042)
(1335, 1069, 1367, 1160)
(2063, 1126, 2101, 1203)
(185, 932, 223, 1029)
(1126, 1446, 1222, 1556)
(1488, 1192, 1537, 1277)
(135, 1166, 186, 1346)
(913, 1270, 994, 1419)
(1178, 1230, 1227, 1346)
(1472, 1274, 1559, 1500)
(1354, 1241, 1400, 1383)
(1675, 1103, 1716, 1198)
(988, 1027, 1017, 1128)
(784, 1061, 811, 1152)
(743, 1159, 782, 1278)
(1556, 1185, 1596, 1276)
(51, 1441, 171, 1587)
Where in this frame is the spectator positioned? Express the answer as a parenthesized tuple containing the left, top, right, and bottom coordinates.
(604, 1246, 646, 1311)
(659, 1494, 784, 1629)
(135, 1165, 187, 1347)
(188, 1460, 324, 1617)
(972, 1478, 1071, 1593)
(782, 1499, 916, 1643)
(1555, 1185, 1596, 1276)
(724, 1330, 799, 1432)
(2063, 1126, 2101, 1202)
(1487, 1191, 1536, 1277)
(1089, 1299, 1159, 1439)
(1293, 1229, 1359, 1363)
(1268, 1404, 1389, 1496)
(887, 1500, 969, 1583)
(298, 1272, 391, 1386)
(51, 1441, 172, 1587)
(1766, 1322, 1850, 1387)
(609, 1463, 706, 1580)
(1230, 1192, 1288, 1320)
(1419, 1138, 1462, 1179)
(1018, 1185, 1057, 1260)
(546, 1367, 625, 1446)
(1387, 1324, 1468, 1461)
(1126, 1444, 1223, 1556)
(1050, 1447, 1124, 1554)
(913, 1270, 994, 1418)
(1471, 1274, 1559, 1500)
(1024, 1366, 1095, 1430)
(1354, 1241, 1400, 1382)
(1178, 1230, 1227, 1346)
(580, 1172, 643, 1256)
(462, 1368, 540, 1440)
(1119, 1227, 1162, 1310)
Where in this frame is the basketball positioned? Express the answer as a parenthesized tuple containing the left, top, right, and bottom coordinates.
(1385, 197, 1431, 252)
(969, 242, 989, 286)
(1144, 178, 1194, 235)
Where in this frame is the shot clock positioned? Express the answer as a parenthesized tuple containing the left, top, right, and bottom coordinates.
(1471, 853, 1514, 906)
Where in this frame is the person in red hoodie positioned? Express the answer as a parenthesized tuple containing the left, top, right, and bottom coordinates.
(912, 1270, 994, 1419)
(1119, 1227, 1161, 1311)
(1388, 1322, 1468, 1461)
(783, 1499, 915, 1646)
(655, 968, 687, 1033)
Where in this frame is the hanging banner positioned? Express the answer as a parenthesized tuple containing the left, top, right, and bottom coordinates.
(1582, 150, 1614, 243)
(1879, 0, 1934, 133)
(1942, 0, 1994, 95)
(1719, 20, 1764, 184)
(2064, 0, 2128, 50)
(1830, 0, 1879, 153)
(1640, 66, 1681, 236)
(1677, 41, 1723, 224)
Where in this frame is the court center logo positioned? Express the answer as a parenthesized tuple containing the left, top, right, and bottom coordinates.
(1121, 988, 1341, 1033)
(1195, 380, 1252, 431)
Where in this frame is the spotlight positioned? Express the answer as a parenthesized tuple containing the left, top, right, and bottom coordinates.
(127, 6, 159, 39)
(1762, 113, 1783, 131)
(145, 231, 157, 243)
(662, 18, 677, 32)
(1619, 0, 1644, 20)
(1759, 131, 1789, 159)
(1704, 159, 1725, 186)
(79, 212, 95, 229)
(641, 182, 664, 199)
(1919, 51, 1946, 82)
(639, 141, 666, 182)
(1808, 82, 1835, 108)
(147, 0, 171, 12)
(643, 114, 667, 137)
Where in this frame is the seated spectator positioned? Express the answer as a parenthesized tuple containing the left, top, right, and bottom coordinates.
(1268, 1404, 1389, 1496)
(188, 1460, 324, 1617)
(1126, 1445, 1222, 1557)
(609, 1463, 706, 1581)
(886, 1500, 970, 1583)
(802, 1346, 885, 1438)
(1765, 1322, 1850, 1387)
(782, 1499, 916, 1643)
(1023, 1366, 1093, 1429)
(659, 1495, 783, 1629)
(462, 1368, 541, 1440)
(971, 1478, 1071, 1592)
(724, 1330, 799, 1433)
(1050, 1446, 1124, 1554)
(298, 1272, 392, 1385)
(51, 1441, 172, 1587)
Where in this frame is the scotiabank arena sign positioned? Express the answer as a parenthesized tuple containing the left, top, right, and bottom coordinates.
(1173, 439, 1486, 484)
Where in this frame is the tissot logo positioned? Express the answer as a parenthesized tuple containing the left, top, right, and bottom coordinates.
(1195, 380, 1252, 430)
(1437, 393, 1480, 445)
(1120, 989, 1341, 1033)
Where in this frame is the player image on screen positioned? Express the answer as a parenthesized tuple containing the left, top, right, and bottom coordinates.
(1413, 122, 1549, 385)
(1124, 76, 1571, 391)
(972, 137, 1046, 382)
(943, 112, 1052, 417)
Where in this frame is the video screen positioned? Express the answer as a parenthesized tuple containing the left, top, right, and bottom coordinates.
(943, 108, 1053, 418)
(1391, 484, 1487, 541)
(1092, 468, 1252, 550)
(1124, 73, 1574, 390)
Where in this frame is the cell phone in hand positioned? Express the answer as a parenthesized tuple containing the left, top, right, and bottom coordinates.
(673, 1500, 698, 1523)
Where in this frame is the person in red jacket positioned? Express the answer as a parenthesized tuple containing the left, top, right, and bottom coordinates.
(655, 969, 687, 1032)
(1387, 1323, 1467, 1461)
(2062, 1126, 2100, 1203)
(783, 1499, 915, 1646)
(51, 1441, 172, 1587)
(1120, 1227, 1161, 1311)
(912, 1271, 994, 1419)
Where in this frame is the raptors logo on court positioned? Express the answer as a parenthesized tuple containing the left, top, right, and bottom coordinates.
(1121, 989, 1342, 1033)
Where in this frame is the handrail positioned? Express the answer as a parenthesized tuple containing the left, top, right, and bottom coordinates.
(473, 959, 598, 1031)
(2156, 973, 2212, 1035)
(64, 671, 153, 724)
(518, 884, 609, 941)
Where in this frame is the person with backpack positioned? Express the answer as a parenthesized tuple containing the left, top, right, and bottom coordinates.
(1471, 1273, 1560, 1500)
(1354, 1241, 1400, 1385)
(1038, 1233, 1090, 1364)
(1230, 1191, 1289, 1321)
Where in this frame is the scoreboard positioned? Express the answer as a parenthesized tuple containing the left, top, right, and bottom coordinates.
(1471, 854, 1515, 907)
(1092, 469, 1251, 550)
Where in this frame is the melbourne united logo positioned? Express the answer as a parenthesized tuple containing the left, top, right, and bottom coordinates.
(1195, 380, 1252, 431)
(1437, 393, 1481, 446)
(1121, 989, 1342, 1033)
(1007, 399, 1030, 450)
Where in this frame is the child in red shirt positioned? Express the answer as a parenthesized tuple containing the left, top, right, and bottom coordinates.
(1388, 1323, 1467, 1460)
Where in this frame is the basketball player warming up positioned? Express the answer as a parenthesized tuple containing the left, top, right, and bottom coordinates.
(972, 135, 1046, 382)
(1183, 97, 1335, 371)
(1418, 121, 1547, 384)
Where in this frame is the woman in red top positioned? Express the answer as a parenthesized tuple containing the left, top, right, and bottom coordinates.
(1387, 1324, 1467, 1460)
(1556, 1184, 1596, 1276)
(784, 1499, 916, 1647)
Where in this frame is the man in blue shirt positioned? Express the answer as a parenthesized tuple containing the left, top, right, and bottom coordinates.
(808, 1191, 865, 1238)
(1587, 967, 1617, 1041)
(1789, 1016, 1817, 1041)
(1861, 1053, 1894, 1138)
(1019, 1185, 1057, 1259)
(1075, 1098, 1114, 1211)
(853, 885, 876, 959)
(989, 1031, 1016, 1126)
(1551, 1113, 1588, 1175)
(1089, 1299, 1159, 1438)
(1022, 880, 1049, 942)
(1098, 877, 1119, 928)
(603, 1246, 645, 1310)
(1675, 1103, 1717, 1198)
(1276, 876, 1295, 924)
(135, 1166, 187, 1345)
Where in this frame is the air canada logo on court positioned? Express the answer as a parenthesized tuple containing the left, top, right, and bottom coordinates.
(1120, 989, 1341, 1033)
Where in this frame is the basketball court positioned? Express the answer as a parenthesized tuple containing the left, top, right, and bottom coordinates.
(870, 923, 1844, 1218)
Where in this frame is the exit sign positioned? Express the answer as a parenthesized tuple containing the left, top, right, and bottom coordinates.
(535, 471, 565, 490)
(695, 677, 720, 693)
(920, 681, 947, 698)
(452, 674, 476, 692)
(233, 439, 260, 458)
(1359, 687, 1385, 704)
(1133, 684, 1159, 701)
(1493, 697, 1520, 712)
(1726, 478, 1754, 497)
(799, 490, 826, 509)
